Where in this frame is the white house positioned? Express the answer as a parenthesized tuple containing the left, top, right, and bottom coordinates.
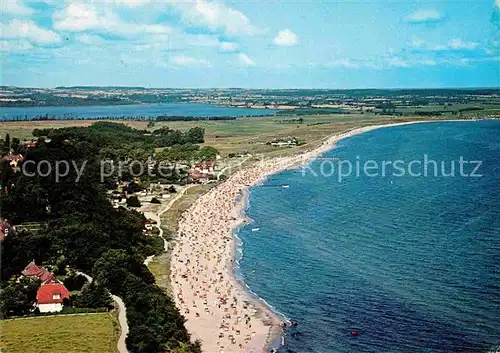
(36, 276, 71, 313)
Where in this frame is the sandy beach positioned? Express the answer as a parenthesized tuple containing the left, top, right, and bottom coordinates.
(169, 120, 446, 353)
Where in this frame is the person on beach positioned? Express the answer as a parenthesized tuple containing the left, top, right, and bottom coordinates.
(170, 153, 319, 352)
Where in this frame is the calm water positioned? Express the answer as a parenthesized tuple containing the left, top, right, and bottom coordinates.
(0, 103, 277, 120)
(237, 121, 500, 353)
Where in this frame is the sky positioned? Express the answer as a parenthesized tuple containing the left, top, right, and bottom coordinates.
(0, 0, 499, 88)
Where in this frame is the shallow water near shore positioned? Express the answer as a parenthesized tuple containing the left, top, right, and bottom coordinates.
(237, 121, 500, 353)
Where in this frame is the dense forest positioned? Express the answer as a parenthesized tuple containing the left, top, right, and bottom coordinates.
(0, 126, 202, 352)
(32, 122, 215, 178)
(33, 122, 205, 149)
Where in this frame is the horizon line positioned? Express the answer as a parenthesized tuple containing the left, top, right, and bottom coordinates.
(2, 85, 499, 91)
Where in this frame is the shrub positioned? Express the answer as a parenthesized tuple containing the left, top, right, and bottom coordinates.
(63, 273, 87, 291)
(150, 197, 161, 204)
(127, 196, 141, 208)
(73, 282, 113, 309)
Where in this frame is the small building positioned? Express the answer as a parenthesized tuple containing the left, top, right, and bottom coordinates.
(0, 220, 12, 241)
(2, 154, 24, 168)
(145, 218, 157, 231)
(194, 161, 216, 173)
(236, 151, 249, 158)
(23, 141, 38, 148)
(36, 276, 71, 313)
(189, 170, 209, 183)
(22, 261, 53, 282)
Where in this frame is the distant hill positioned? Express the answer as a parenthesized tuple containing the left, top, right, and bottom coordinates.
(54, 86, 147, 90)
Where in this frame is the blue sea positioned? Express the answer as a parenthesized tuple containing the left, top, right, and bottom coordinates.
(0, 102, 277, 120)
(237, 121, 500, 353)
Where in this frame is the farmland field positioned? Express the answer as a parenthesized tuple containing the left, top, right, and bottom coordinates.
(0, 113, 442, 156)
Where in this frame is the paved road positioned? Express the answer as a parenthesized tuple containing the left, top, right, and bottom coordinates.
(77, 272, 129, 353)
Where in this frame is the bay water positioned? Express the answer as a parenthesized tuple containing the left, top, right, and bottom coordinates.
(237, 121, 500, 353)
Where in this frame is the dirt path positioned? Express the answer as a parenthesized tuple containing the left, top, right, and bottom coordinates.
(143, 186, 194, 266)
(77, 272, 129, 353)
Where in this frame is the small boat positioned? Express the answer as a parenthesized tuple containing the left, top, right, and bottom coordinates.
(282, 185, 290, 188)
(252, 228, 260, 232)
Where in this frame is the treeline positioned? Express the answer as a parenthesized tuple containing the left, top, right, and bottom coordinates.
(155, 115, 237, 121)
(1, 115, 245, 123)
(275, 118, 304, 124)
(94, 249, 201, 352)
(0, 97, 134, 108)
(0, 131, 201, 352)
(33, 122, 205, 151)
(277, 108, 351, 116)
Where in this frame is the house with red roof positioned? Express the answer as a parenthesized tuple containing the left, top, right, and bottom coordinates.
(189, 170, 210, 183)
(2, 154, 24, 168)
(36, 276, 71, 313)
(23, 141, 38, 148)
(21, 261, 53, 282)
(194, 161, 215, 173)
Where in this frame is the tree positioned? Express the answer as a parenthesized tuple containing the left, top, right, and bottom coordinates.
(185, 127, 204, 144)
(0, 278, 40, 318)
(63, 272, 87, 291)
(0, 160, 13, 189)
(127, 196, 141, 207)
(197, 146, 218, 161)
(124, 182, 143, 194)
(73, 282, 112, 309)
(11, 137, 20, 154)
(4, 133, 10, 150)
(150, 197, 161, 204)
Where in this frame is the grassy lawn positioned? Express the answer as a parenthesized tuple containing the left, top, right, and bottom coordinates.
(0, 313, 119, 353)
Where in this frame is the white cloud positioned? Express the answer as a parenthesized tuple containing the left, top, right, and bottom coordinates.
(219, 41, 239, 52)
(410, 38, 479, 51)
(171, 54, 212, 68)
(274, 29, 299, 46)
(410, 38, 426, 48)
(76, 34, 106, 45)
(171, 0, 262, 36)
(327, 59, 361, 69)
(53, 3, 171, 36)
(421, 59, 436, 66)
(496, 0, 500, 8)
(387, 57, 410, 68)
(406, 9, 443, 23)
(275, 63, 292, 69)
(0, 39, 33, 52)
(1, 0, 34, 16)
(447, 38, 478, 50)
(238, 53, 255, 67)
(113, 0, 152, 7)
(186, 34, 220, 47)
(53, 4, 99, 32)
(1, 20, 61, 45)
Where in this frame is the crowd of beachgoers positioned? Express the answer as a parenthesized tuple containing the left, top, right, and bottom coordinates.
(169, 121, 435, 353)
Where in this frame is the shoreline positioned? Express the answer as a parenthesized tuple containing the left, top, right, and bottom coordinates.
(170, 119, 479, 353)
